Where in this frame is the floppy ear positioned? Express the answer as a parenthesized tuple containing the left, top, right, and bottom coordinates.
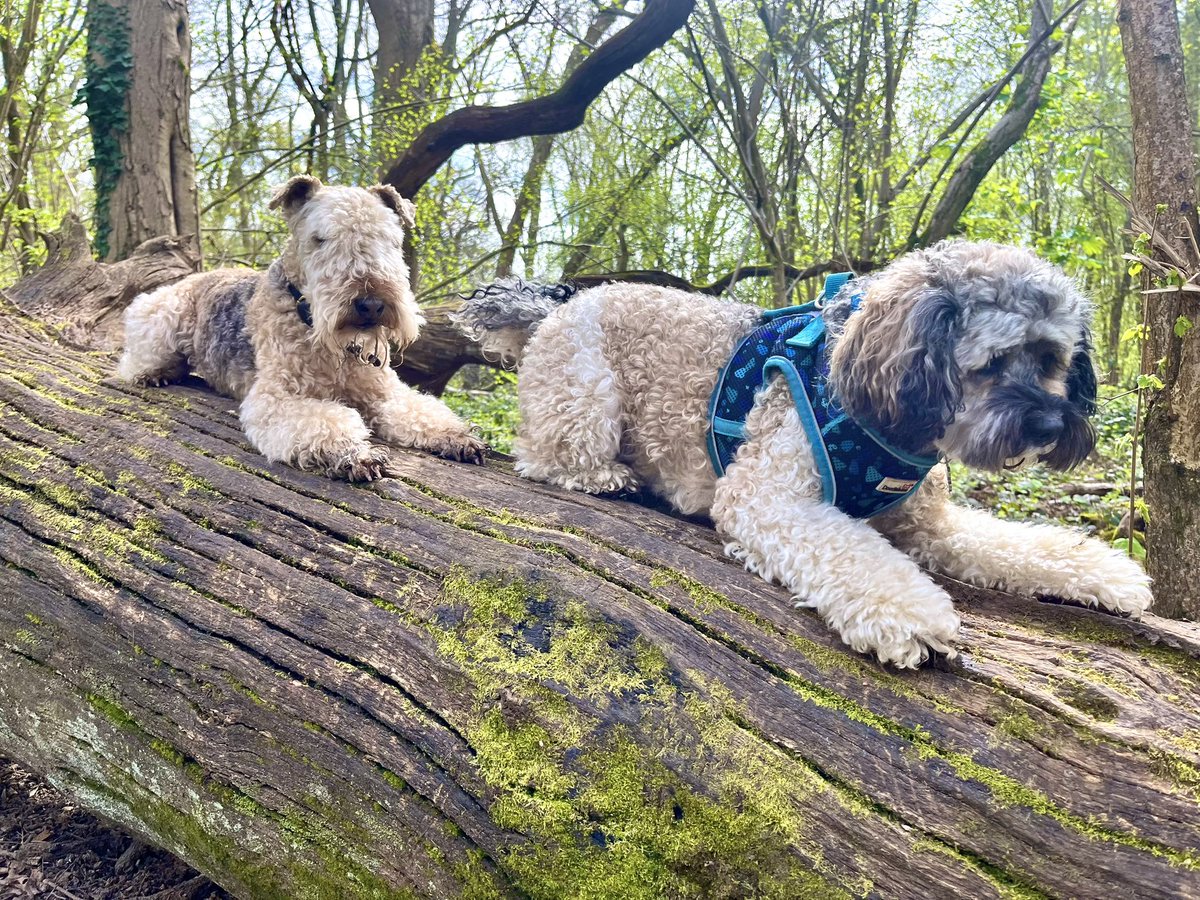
(269, 174, 322, 216)
(893, 289, 963, 445)
(369, 184, 416, 230)
(1065, 330, 1098, 417)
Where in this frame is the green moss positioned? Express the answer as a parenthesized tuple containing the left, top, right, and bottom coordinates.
(221, 674, 274, 708)
(165, 461, 218, 495)
(1148, 749, 1200, 798)
(53, 546, 110, 583)
(1052, 679, 1121, 722)
(86, 692, 140, 731)
(454, 850, 506, 900)
(438, 571, 665, 703)
(649, 568, 727, 612)
(35, 479, 87, 511)
(433, 571, 882, 896)
(1166, 728, 1200, 754)
(994, 710, 1040, 743)
(473, 709, 843, 900)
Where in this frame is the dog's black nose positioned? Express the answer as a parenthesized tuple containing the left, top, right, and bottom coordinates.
(353, 296, 385, 326)
(1025, 408, 1064, 445)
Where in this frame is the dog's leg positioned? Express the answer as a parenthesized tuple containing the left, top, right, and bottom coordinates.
(118, 284, 192, 387)
(362, 373, 486, 463)
(240, 384, 389, 481)
(513, 293, 638, 494)
(877, 468, 1153, 617)
(711, 385, 960, 667)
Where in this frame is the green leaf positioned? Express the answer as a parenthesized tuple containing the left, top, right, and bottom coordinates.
(1112, 537, 1146, 561)
(1121, 324, 1148, 343)
(1136, 373, 1164, 391)
(1175, 315, 1194, 339)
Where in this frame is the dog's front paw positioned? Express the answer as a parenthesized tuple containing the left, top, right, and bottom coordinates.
(331, 444, 391, 482)
(434, 431, 487, 465)
(1043, 547, 1153, 618)
(821, 585, 961, 669)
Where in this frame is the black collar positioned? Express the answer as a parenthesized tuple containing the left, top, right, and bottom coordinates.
(286, 281, 313, 327)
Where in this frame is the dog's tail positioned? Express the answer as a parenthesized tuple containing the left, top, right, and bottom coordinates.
(452, 278, 577, 366)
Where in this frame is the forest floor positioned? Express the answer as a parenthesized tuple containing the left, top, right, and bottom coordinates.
(0, 760, 230, 900)
(1, 376, 1143, 899)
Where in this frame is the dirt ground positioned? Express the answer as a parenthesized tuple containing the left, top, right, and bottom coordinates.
(0, 759, 232, 900)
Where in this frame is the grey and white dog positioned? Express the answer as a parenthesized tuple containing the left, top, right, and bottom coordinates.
(456, 240, 1152, 667)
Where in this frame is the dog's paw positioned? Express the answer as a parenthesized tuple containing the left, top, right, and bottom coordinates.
(820, 586, 961, 670)
(556, 463, 640, 495)
(332, 445, 391, 482)
(1043, 548, 1153, 618)
(434, 432, 487, 465)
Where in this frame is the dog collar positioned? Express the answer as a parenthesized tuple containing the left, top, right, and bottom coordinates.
(286, 281, 313, 327)
(707, 273, 937, 518)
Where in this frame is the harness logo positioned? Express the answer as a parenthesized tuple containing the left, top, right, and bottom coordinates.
(876, 477, 918, 494)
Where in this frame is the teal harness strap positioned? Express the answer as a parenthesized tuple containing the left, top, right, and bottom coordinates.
(707, 273, 937, 519)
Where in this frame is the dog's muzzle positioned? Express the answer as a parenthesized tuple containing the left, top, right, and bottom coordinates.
(969, 382, 1096, 471)
(349, 296, 386, 328)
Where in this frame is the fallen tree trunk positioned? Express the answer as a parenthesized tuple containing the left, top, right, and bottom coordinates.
(3, 298, 1200, 898)
(2, 214, 199, 350)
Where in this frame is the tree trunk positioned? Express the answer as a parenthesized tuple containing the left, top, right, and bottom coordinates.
(83, 0, 199, 262)
(1117, 0, 1200, 618)
(366, 0, 436, 174)
(3, 264, 1200, 899)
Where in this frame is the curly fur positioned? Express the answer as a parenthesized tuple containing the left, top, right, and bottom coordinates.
(119, 175, 485, 480)
(458, 240, 1152, 667)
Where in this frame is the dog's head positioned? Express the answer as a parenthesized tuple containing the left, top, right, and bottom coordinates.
(270, 175, 423, 360)
(828, 240, 1097, 472)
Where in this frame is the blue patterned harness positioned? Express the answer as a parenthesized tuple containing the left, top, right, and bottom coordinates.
(706, 274, 937, 518)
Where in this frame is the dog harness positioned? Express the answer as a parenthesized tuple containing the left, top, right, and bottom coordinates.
(707, 273, 937, 518)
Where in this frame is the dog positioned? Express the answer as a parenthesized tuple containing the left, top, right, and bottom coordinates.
(118, 175, 486, 481)
(455, 241, 1152, 667)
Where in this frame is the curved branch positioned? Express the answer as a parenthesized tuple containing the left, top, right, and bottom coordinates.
(382, 0, 696, 197)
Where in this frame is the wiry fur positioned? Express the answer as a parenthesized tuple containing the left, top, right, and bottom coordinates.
(119, 175, 485, 480)
(456, 240, 1152, 667)
(452, 279, 577, 365)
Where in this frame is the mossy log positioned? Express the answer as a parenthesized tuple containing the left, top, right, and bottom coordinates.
(2, 306, 1200, 900)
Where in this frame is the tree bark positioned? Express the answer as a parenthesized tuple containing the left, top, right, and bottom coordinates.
(1, 214, 199, 349)
(84, 0, 199, 262)
(3, 267, 1200, 898)
(1117, 0, 1200, 618)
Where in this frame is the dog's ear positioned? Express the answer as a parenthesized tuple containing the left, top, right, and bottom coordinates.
(894, 288, 963, 444)
(369, 185, 416, 230)
(269, 175, 322, 216)
(1065, 330, 1098, 417)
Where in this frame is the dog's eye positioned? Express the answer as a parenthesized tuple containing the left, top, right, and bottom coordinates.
(979, 354, 1006, 377)
(1040, 351, 1063, 374)
(312, 236, 327, 246)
